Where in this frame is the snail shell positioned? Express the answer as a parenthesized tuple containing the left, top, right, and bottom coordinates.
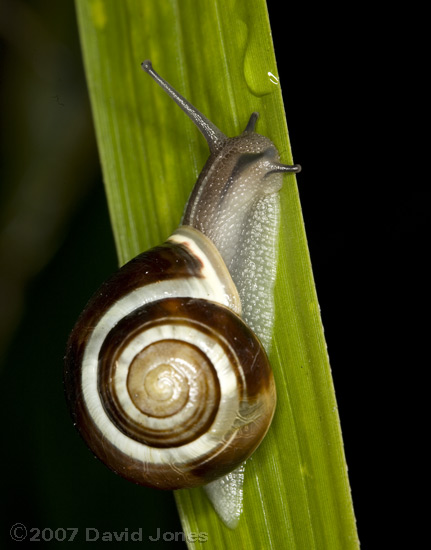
(65, 61, 300, 525)
(65, 226, 276, 489)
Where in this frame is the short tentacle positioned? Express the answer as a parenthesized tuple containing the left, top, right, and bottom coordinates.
(265, 162, 302, 175)
(243, 112, 259, 133)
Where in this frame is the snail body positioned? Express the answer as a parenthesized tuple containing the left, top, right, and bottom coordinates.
(65, 61, 300, 526)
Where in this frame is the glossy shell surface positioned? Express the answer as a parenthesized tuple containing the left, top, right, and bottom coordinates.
(65, 227, 276, 489)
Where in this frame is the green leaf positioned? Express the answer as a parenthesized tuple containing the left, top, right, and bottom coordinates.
(75, 0, 359, 548)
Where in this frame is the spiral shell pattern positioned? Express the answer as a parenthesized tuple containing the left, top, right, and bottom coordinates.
(65, 227, 276, 489)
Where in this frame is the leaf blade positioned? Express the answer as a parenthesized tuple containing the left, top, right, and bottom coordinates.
(75, 0, 359, 548)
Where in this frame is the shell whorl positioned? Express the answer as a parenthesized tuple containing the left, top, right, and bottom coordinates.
(65, 227, 276, 489)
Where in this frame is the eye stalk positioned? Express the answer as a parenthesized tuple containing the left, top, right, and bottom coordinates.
(142, 60, 302, 176)
(142, 60, 227, 153)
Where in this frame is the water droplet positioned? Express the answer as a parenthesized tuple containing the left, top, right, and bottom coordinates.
(268, 72, 279, 85)
(241, 23, 280, 96)
(244, 62, 280, 97)
(90, 0, 107, 29)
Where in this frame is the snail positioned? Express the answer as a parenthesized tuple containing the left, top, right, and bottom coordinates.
(64, 60, 301, 528)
